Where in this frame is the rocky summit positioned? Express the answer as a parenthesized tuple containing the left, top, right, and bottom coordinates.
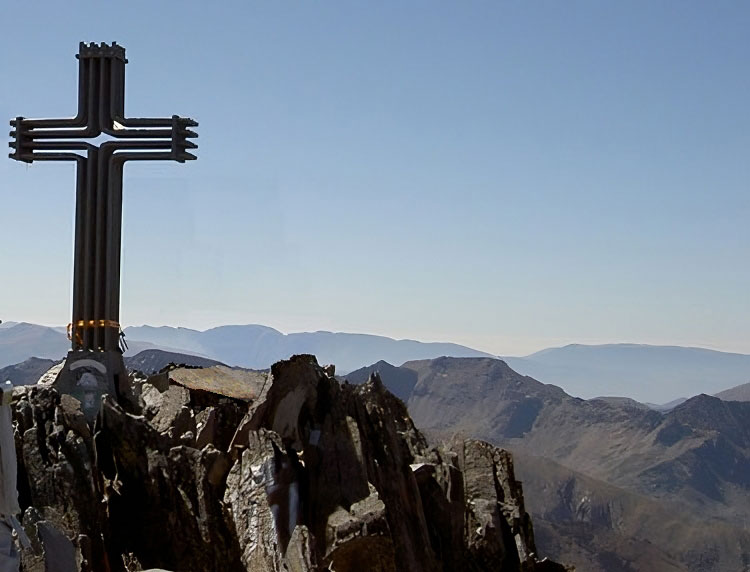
(11, 355, 566, 572)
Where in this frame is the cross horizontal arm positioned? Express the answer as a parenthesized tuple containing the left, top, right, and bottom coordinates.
(113, 117, 198, 128)
(15, 153, 84, 162)
(10, 117, 197, 162)
(11, 118, 197, 140)
(99, 116, 198, 140)
(26, 140, 187, 151)
(23, 141, 96, 152)
(113, 151, 197, 163)
(14, 128, 105, 140)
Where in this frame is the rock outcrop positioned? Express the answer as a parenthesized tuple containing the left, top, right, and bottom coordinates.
(12, 355, 566, 572)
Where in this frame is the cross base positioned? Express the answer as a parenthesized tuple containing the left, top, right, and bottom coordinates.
(54, 350, 125, 422)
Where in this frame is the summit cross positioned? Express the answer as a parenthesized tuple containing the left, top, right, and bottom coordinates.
(9, 42, 198, 419)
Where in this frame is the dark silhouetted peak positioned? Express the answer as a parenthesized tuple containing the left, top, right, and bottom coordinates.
(0, 357, 60, 386)
(667, 394, 750, 446)
(124, 348, 225, 375)
(345, 360, 418, 402)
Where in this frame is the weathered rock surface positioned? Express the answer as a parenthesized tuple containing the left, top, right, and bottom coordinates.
(12, 355, 566, 571)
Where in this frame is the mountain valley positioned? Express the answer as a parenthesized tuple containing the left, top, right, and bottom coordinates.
(346, 357, 750, 571)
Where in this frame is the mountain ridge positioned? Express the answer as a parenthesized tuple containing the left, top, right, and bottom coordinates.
(714, 381, 750, 402)
(5, 321, 750, 402)
(123, 323, 495, 372)
(346, 356, 750, 571)
(344, 356, 750, 519)
(504, 343, 750, 402)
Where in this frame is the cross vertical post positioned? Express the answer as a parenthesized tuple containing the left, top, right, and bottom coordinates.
(9, 42, 198, 420)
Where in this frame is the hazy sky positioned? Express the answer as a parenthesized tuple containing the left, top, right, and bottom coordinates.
(1, 1, 748, 356)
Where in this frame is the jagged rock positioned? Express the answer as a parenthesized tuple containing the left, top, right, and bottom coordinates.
(12, 354, 565, 571)
(223, 429, 296, 570)
(167, 366, 265, 402)
(98, 396, 241, 571)
(459, 440, 531, 569)
(195, 406, 217, 449)
(324, 487, 395, 571)
(36, 521, 77, 572)
(285, 526, 315, 572)
(37, 361, 65, 386)
(18, 512, 84, 572)
(14, 386, 110, 570)
(59, 395, 90, 441)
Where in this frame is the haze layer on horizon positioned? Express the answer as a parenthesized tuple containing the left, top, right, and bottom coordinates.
(1, 2, 748, 357)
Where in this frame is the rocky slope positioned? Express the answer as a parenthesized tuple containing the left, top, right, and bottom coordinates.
(372, 357, 750, 518)
(511, 452, 750, 572)
(12, 355, 564, 572)
(347, 357, 750, 571)
(715, 381, 750, 402)
(0, 357, 58, 386)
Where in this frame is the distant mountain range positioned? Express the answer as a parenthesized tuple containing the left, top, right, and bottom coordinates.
(503, 343, 750, 402)
(346, 356, 750, 571)
(121, 324, 494, 372)
(0, 322, 192, 367)
(0, 322, 492, 374)
(0, 322, 70, 367)
(2, 322, 750, 402)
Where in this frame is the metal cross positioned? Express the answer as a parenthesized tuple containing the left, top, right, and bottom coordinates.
(9, 42, 198, 419)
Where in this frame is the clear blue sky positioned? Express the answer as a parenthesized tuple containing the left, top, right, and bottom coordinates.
(1, 1, 748, 356)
